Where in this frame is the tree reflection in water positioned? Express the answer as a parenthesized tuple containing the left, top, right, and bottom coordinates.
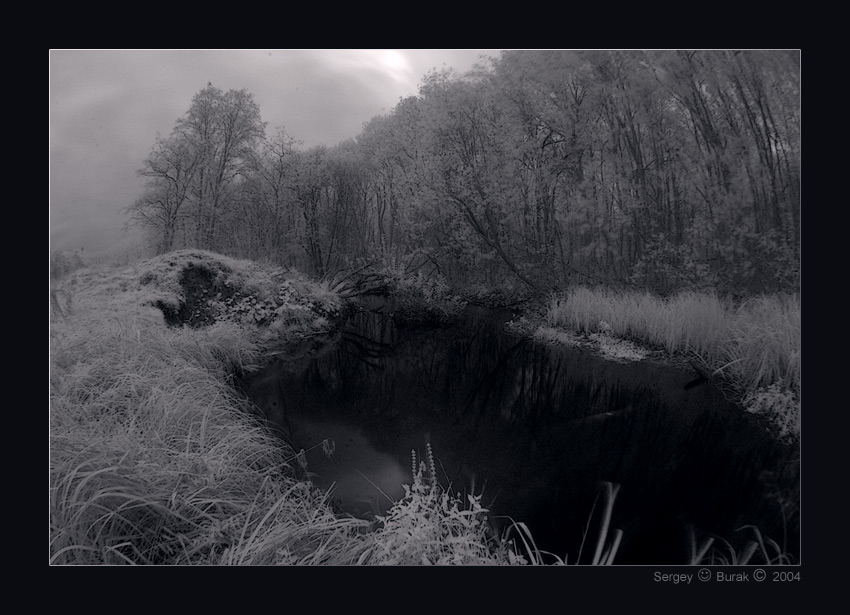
(243, 306, 799, 564)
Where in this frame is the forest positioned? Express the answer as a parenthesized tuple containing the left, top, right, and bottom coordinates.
(126, 50, 801, 299)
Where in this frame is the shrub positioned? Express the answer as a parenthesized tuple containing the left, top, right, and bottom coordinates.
(382, 258, 466, 319)
(629, 234, 716, 296)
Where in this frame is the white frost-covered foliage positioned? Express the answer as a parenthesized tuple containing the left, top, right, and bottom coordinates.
(743, 384, 800, 441)
(131, 249, 341, 334)
(532, 321, 649, 363)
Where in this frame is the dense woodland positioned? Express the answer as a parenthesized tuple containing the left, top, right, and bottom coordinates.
(126, 50, 800, 298)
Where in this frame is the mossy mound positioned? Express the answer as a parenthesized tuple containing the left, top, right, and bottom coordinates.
(133, 250, 342, 333)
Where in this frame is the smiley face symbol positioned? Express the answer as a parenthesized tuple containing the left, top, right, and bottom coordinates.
(698, 568, 711, 582)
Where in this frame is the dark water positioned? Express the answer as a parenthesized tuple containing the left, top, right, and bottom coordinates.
(242, 303, 800, 564)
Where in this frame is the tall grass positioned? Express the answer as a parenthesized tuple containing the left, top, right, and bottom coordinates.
(49, 260, 370, 564)
(49, 254, 517, 565)
(544, 286, 801, 436)
(546, 287, 730, 364)
(51, 255, 795, 564)
(724, 294, 801, 398)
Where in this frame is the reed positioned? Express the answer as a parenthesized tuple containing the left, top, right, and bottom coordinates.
(687, 525, 794, 566)
(661, 291, 729, 363)
(590, 482, 622, 565)
(723, 294, 801, 398)
(543, 287, 801, 433)
(546, 286, 731, 359)
(505, 481, 624, 566)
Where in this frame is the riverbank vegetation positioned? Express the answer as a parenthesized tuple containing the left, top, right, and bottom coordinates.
(537, 287, 800, 441)
(48, 251, 531, 565)
(49, 249, 796, 565)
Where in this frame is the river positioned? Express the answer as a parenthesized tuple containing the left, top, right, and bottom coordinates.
(241, 302, 800, 564)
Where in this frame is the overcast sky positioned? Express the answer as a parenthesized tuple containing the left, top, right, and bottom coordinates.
(49, 49, 501, 257)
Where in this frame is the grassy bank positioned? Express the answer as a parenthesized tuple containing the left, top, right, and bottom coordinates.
(540, 286, 801, 441)
(48, 250, 524, 565)
(49, 250, 796, 564)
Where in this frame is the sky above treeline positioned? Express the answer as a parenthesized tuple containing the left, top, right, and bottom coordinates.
(49, 49, 501, 257)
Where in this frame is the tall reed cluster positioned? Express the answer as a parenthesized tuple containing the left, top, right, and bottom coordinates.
(544, 287, 801, 430)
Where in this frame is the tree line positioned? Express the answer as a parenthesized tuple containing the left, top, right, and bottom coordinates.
(126, 50, 800, 297)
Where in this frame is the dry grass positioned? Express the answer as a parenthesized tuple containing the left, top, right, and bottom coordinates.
(48, 251, 517, 565)
(51, 252, 797, 564)
(546, 287, 729, 362)
(543, 286, 801, 438)
(723, 294, 801, 398)
(48, 254, 366, 564)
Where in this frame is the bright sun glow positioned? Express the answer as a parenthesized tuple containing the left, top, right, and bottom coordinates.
(322, 49, 413, 85)
(380, 50, 408, 72)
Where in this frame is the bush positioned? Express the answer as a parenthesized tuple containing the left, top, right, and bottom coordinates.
(382, 258, 466, 319)
(629, 235, 716, 296)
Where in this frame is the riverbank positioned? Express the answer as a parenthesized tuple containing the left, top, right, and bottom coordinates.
(49, 250, 526, 565)
(387, 272, 800, 444)
(49, 249, 799, 565)
(497, 287, 800, 444)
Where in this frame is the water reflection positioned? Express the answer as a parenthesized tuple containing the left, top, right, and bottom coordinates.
(290, 418, 408, 519)
(243, 306, 799, 564)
